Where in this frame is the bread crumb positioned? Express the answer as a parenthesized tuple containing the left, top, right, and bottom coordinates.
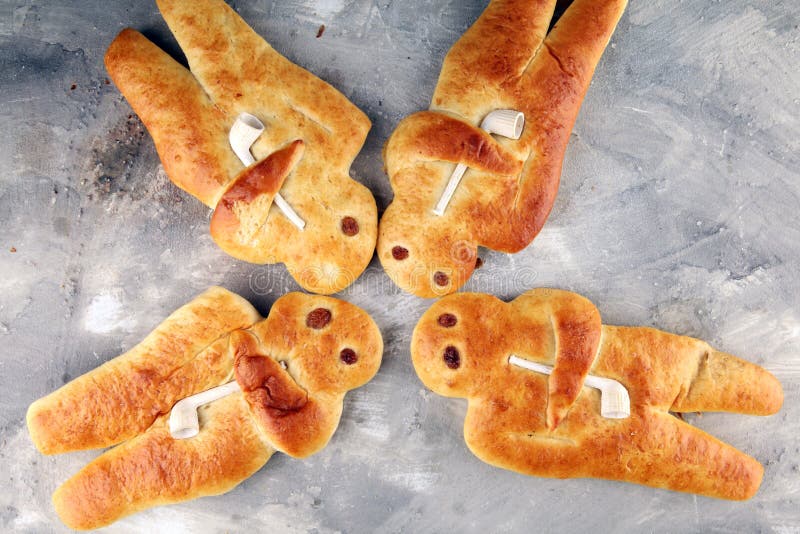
(9, 247, 17, 253)
(316, 24, 325, 38)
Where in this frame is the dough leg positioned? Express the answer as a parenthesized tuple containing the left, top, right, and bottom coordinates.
(453, 0, 557, 73)
(542, 0, 628, 82)
(27, 287, 259, 455)
(105, 29, 239, 208)
(465, 397, 765, 500)
(672, 349, 784, 416)
(617, 411, 765, 501)
(432, 0, 558, 114)
(52, 394, 273, 530)
(463, 395, 585, 479)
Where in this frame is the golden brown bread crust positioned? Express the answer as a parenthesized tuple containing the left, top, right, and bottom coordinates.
(105, 0, 376, 294)
(411, 288, 784, 500)
(378, 0, 628, 297)
(235, 293, 384, 458)
(28, 288, 383, 529)
(27, 286, 260, 455)
(210, 140, 304, 255)
(389, 112, 524, 176)
(52, 395, 273, 531)
(104, 28, 238, 208)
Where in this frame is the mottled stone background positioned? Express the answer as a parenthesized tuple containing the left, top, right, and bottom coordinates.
(1, 0, 798, 532)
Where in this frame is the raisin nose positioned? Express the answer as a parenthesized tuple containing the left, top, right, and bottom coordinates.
(341, 216, 359, 236)
(340, 348, 358, 365)
(306, 308, 332, 329)
(438, 313, 457, 327)
(443, 346, 460, 369)
(392, 246, 409, 260)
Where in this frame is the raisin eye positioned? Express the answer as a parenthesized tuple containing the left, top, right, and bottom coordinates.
(434, 271, 449, 286)
(306, 308, 332, 329)
(392, 246, 409, 260)
(340, 348, 358, 365)
(341, 216, 359, 236)
(438, 313, 457, 327)
(443, 346, 460, 369)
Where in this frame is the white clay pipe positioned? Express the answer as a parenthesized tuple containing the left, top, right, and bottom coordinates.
(229, 112, 306, 230)
(508, 354, 630, 419)
(432, 109, 525, 216)
(169, 380, 242, 439)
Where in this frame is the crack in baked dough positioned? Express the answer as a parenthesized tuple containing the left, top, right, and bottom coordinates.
(285, 98, 335, 135)
(542, 41, 573, 78)
(521, 432, 578, 446)
(519, 29, 549, 79)
(512, 149, 535, 210)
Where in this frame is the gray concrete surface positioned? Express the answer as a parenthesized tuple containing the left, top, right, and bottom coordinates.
(1, 0, 799, 532)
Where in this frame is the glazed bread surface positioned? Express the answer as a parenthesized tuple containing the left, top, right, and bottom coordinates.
(28, 288, 383, 529)
(27, 286, 260, 455)
(379, 0, 628, 296)
(105, 0, 377, 294)
(411, 288, 783, 500)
